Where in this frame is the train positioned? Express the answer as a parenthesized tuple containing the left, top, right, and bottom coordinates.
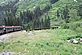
(0, 26, 22, 35)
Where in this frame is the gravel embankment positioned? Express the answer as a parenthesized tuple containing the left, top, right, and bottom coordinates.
(0, 31, 25, 42)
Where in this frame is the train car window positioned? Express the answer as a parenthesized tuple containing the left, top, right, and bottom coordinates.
(6, 28, 12, 30)
(0, 28, 3, 30)
(3, 28, 6, 30)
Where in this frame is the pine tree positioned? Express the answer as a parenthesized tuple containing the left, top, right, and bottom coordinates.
(47, 16, 50, 29)
(78, 4, 82, 18)
(63, 5, 70, 23)
(57, 9, 60, 18)
(41, 18, 44, 29)
(50, 0, 59, 4)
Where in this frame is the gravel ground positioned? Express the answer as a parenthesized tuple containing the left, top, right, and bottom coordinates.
(0, 52, 15, 55)
(0, 33, 13, 43)
(0, 31, 25, 43)
(0, 31, 26, 55)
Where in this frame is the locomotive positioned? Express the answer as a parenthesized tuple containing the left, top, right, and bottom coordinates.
(0, 26, 22, 35)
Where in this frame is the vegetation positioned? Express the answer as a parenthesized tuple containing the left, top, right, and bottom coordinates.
(4, 10, 21, 26)
(0, 0, 82, 55)
(0, 0, 82, 31)
(0, 29, 82, 55)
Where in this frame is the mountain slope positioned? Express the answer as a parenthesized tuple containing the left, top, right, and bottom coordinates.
(0, 0, 82, 31)
(0, 0, 19, 25)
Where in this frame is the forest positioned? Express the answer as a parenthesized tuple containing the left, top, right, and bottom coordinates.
(0, 0, 82, 31)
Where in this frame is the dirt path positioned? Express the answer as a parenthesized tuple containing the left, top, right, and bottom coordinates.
(0, 30, 47, 42)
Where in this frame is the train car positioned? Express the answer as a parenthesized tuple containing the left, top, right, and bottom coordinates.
(12, 26, 22, 31)
(0, 26, 4, 35)
(5, 26, 13, 33)
(0, 26, 22, 35)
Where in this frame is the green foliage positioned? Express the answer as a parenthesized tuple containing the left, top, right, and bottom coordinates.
(1, 29, 82, 55)
(76, 27, 82, 32)
(50, 0, 59, 4)
(0, 0, 82, 34)
(0, 0, 82, 55)
(19, 4, 51, 30)
(1, 0, 82, 30)
(78, 4, 82, 18)
(4, 10, 21, 26)
(61, 20, 82, 33)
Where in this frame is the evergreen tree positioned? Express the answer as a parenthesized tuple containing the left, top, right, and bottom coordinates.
(78, 4, 82, 18)
(50, 0, 58, 4)
(41, 18, 44, 29)
(47, 16, 50, 29)
(63, 5, 70, 23)
(57, 9, 60, 18)
(4, 10, 21, 26)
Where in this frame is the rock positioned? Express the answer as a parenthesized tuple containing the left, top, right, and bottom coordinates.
(72, 39, 79, 44)
(80, 38, 82, 42)
(28, 31, 34, 36)
(67, 40, 71, 43)
(23, 30, 26, 32)
(0, 52, 15, 55)
(68, 39, 79, 44)
(67, 39, 74, 43)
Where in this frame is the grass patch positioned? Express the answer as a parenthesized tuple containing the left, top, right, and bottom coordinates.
(0, 29, 82, 55)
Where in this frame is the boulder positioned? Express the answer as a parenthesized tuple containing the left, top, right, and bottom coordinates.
(28, 31, 34, 36)
(0, 52, 15, 55)
(80, 38, 82, 42)
(72, 39, 79, 44)
(67, 39, 79, 44)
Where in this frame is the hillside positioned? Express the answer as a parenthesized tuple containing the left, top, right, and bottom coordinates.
(0, 0, 82, 55)
(0, 0, 19, 25)
(0, 0, 82, 31)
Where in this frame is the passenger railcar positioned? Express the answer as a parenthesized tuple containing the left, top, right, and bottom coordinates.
(0, 26, 5, 35)
(0, 26, 22, 35)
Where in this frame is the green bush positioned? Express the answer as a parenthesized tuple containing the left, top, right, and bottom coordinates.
(61, 23, 69, 29)
(76, 27, 82, 32)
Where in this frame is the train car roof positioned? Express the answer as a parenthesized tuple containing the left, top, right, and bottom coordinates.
(0, 26, 4, 28)
(0, 26, 21, 28)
